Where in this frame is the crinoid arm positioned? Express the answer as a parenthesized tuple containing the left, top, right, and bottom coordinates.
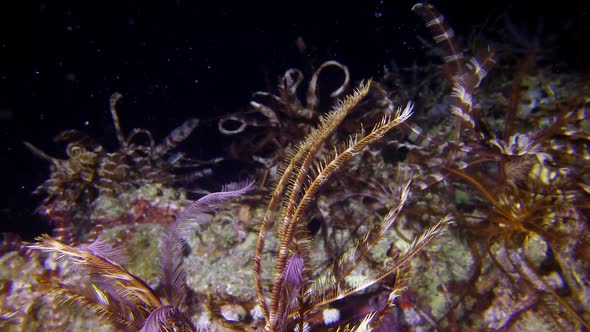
(253, 79, 450, 331)
(27, 235, 163, 330)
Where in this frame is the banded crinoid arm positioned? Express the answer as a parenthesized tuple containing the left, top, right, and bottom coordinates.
(412, 2, 495, 131)
(152, 118, 200, 158)
(108, 92, 200, 159)
(411, 2, 466, 79)
(383, 3, 500, 193)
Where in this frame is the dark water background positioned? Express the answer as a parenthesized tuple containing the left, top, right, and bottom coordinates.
(2, 0, 588, 239)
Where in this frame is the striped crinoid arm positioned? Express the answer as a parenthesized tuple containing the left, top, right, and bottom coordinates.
(108, 92, 127, 149)
(412, 2, 496, 87)
(412, 2, 466, 78)
(413, 2, 495, 132)
(152, 118, 200, 158)
(28, 235, 162, 329)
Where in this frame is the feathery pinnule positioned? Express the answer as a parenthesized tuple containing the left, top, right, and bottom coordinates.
(253, 77, 450, 331)
(28, 235, 162, 329)
(27, 181, 253, 331)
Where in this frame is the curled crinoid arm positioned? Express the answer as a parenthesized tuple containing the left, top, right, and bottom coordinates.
(304, 61, 350, 116)
(217, 61, 349, 142)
